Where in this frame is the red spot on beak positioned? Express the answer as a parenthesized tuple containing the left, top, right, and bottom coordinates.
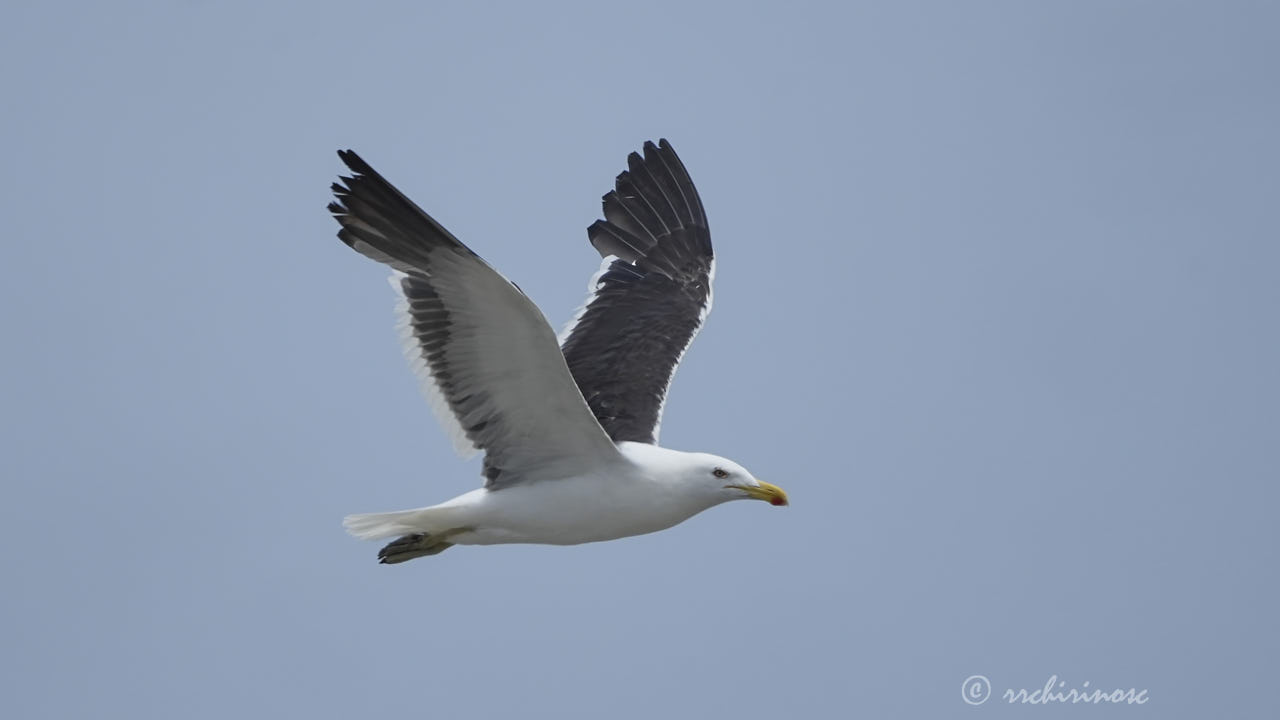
(771, 496, 787, 506)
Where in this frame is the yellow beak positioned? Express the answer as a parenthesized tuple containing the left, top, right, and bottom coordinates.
(727, 481, 789, 506)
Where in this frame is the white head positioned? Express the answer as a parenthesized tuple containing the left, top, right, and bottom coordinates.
(678, 452, 789, 507)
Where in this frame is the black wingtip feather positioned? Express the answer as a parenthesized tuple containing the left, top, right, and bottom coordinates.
(326, 148, 477, 271)
(336, 148, 374, 175)
(588, 220, 651, 262)
(584, 139, 712, 270)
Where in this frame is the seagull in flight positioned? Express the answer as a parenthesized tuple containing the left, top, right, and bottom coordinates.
(328, 139, 787, 564)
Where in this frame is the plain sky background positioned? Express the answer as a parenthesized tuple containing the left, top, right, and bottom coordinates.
(2, 2, 1276, 718)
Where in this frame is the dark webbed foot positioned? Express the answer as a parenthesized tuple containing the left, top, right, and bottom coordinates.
(376, 529, 469, 564)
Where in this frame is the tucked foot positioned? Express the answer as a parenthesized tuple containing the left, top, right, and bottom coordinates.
(376, 529, 468, 564)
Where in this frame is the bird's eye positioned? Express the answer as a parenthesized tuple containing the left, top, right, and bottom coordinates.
(712, 467, 729, 479)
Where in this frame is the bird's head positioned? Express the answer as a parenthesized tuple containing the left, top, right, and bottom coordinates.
(688, 454, 789, 507)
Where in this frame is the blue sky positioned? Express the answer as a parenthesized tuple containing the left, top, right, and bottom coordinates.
(2, 2, 1277, 718)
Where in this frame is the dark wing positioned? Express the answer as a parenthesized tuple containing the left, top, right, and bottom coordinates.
(329, 150, 620, 489)
(559, 139, 714, 444)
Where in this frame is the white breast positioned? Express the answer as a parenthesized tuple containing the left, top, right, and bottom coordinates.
(444, 444, 719, 546)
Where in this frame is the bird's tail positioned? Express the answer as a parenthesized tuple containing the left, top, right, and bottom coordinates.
(342, 508, 427, 540)
(344, 507, 469, 563)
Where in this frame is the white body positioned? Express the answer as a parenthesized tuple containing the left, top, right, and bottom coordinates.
(329, 144, 786, 559)
(345, 443, 738, 546)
